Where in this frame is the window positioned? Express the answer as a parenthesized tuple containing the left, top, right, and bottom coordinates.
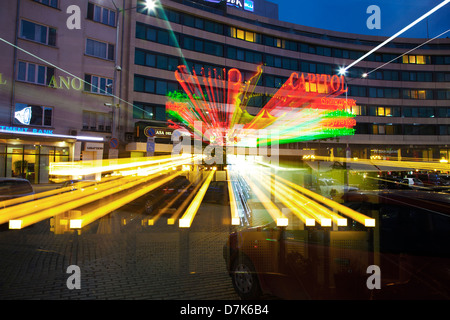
(33, 0, 58, 8)
(402, 55, 428, 64)
(17, 61, 54, 85)
(133, 102, 155, 120)
(84, 74, 113, 95)
(87, 2, 116, 27)
(20, 20, 56, 46)
(86, 39, 115, 60)
(230, 27, 257, 43)
(134, 75, 179, 96)
(82, 111, 112, 132)
(14, 103, 52, 127)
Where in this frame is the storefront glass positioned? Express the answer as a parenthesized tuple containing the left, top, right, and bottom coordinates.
(0, 144, 69, 183)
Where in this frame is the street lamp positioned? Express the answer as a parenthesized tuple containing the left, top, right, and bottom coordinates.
(108, 0, 158, 159)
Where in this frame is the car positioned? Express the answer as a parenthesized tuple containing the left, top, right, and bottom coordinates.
(402, 177, 424, 189)
(318, 178, 358, 197)
(223, 189, 450, 300)
(135, 175, 194, 215)
(0, 178, 35, 201)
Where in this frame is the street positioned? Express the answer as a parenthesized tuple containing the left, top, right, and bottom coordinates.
(0, 202, 240, 300)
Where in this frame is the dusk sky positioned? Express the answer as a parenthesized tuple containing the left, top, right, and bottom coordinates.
(271, 0, 450, 39)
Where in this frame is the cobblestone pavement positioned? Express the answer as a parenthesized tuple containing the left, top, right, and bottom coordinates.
(0, 203, 241, 300)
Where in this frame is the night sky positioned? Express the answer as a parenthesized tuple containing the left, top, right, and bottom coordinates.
(271, 0, 450, 39)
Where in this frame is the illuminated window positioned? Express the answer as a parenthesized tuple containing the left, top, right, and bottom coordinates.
(230, 27, 256, 43)
(236, 29, 245, 40)
(402, 54, 429, 64)
(416, 55, 425, 64)
(377, 107, 385, 116)
(351, 105, 360, 115)
(418, 90, 426, 100)
(276, 38, 285, 48)
(385, 107, 392, 116)
(245, 31, 254, 42)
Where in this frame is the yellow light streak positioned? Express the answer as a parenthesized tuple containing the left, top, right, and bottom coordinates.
(49, 154, 193, 176)
(274, 175, 375, 227)
(259, 173, 347, 227)
(70, 172, 183, 229)
(1, 175, 135, 225)
(179, 169, 215, 228)
(8, 156, 198, 229)
(240, 173, 288, 227)
(148, 178, 197, 225)
(226, 168, 240, 225)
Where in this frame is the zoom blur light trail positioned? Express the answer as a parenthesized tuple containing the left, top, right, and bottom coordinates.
(2, 175, 137, 225)
(49, 154, 192, 177)
(274, 175, 375, 227)
(239, 172, 288, 227)
(226, 168, 240, 226)
(263, 174, 348, 227)
(179, 169, 215, 228)
(148, 177, 197, 226)
(249, 165, 345, 227)
(8, 156, 197, 229)
(70, 172, 183, 229)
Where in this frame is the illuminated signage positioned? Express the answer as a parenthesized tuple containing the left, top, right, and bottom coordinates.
(244, 0, 254, 12)
(0, 126, 54, 135)
(14, 106, 32, 125)
(48, 75, 83, 91)
(167, 65, 356, 146)
(203, 0, 254, 12)
(0, 125, 103, 141)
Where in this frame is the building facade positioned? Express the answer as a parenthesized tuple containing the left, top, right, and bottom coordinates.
(0, 0, 449, 183)
(118, 0, 450, 163)
(0, 0, 119, 183)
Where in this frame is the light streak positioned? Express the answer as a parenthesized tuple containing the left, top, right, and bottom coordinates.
(274, 175, 375, 227)
(70, 172, 182, 229)
(179, 169, 215, 228)
(226, 168, 240, 225)
(7, 156, 197, 229)
(239, 172, 289, 227)
(343, 0, 450, 72)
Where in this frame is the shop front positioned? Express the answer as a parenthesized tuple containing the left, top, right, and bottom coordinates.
(0, 125, 104, 184)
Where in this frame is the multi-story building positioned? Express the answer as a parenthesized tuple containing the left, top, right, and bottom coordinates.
(0, 0, 449, 183)
(118, 0, 450, 165)
(0, 0, 119, 183)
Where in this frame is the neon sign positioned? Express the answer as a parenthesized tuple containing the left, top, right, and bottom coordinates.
(166, 65, 356, 146)
(48, 75, 83, 91)
(203, 0, 255, 12)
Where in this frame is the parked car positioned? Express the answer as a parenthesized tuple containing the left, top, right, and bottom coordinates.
(134, 175, 194, 214)
(318, 178, 358, 197)
(223, 189, 450, 300)
(402, 177, 424, 189)
(0, 178, 34, 201)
